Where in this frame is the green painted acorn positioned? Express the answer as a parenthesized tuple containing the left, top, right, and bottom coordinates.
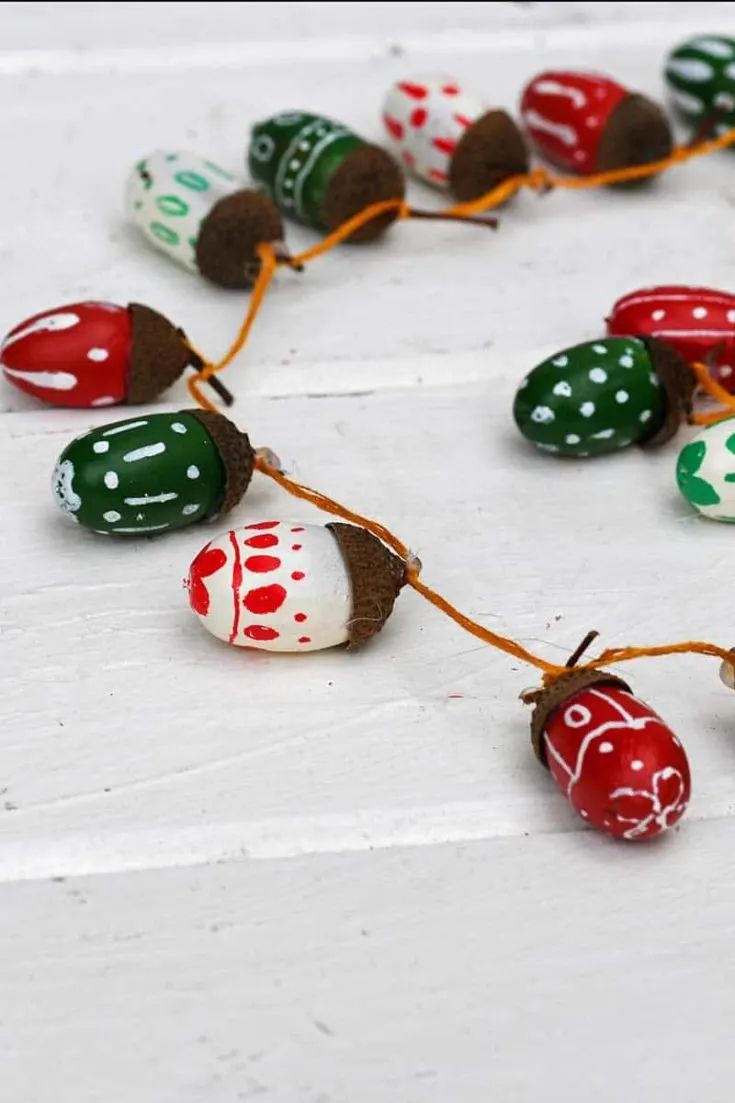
(247, 110, 405, 241)
(513, 337, 695, 457)
(52, 410, 254, 535)
(665, 35, 735, 130)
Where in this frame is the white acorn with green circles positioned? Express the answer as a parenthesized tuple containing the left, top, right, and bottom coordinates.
(677, 416, 735, 521)
(125, 150, 238, 272)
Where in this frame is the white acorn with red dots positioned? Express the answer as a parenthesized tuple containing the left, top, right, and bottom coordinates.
(382, 77, 528, 201)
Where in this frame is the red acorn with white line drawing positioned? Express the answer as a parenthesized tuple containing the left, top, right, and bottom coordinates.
(607, 286, 735, 392)
(382, 76, 528, 200)
(1, 300, 204, 408)
(528, 668, 690, 841)
(520, 71, 672, 176)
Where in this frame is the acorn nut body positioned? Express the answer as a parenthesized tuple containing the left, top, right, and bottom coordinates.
(188, 521, 406, 651)
(520, 71, 672, 177)
(125, 150, 284, 288)
(512, 336, 695, 457)
(0, 301, 192, 408)
(382, 77, 528, 201)
(52, 410, 254, 536)
(248, 111, 405, 241)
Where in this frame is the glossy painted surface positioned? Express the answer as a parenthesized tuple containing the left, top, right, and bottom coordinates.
(520, 70, 627, 173)
(677, 415, 735, 521)
(1, 301, 130, 408)
(513, 336, 665, 456)
(125, 150, 238, 272)
(188, 521, 352, 652)
(544, 685, 690, 840)
(607, 285, 735, 392)
(382, 77, 486, 188)
(52, 411, 225, 535)
(248, 111, 365, 229)
(665, 35, 735, 129)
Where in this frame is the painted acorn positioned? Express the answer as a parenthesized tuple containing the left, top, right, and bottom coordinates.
(665, 35, 735, 130)
(247, 111, 405, 241)
(513, 336, 694, 457)
(52, 410, 253, 536)
(529, 669, 690, 840)
(188, 520, 406, 651)
(607, 285, 735, 392)
(125, 150, 284, 288)
(676, 414, 735, 521)
(0, 300, 198, 408)
(382, 77, 528, 200)
(520, 71, 672, 176)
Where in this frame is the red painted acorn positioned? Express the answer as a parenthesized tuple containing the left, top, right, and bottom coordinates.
(1, 300, 197, 408)
(529, 670, 690, 841)
(607, 286, 735, 392)
(520, 71, 672, 176)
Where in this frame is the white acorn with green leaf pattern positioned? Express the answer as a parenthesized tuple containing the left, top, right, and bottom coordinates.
(125, 150, 239, 272)
(676, 415, 735, 521)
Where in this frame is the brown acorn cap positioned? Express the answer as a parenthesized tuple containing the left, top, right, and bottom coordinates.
(530, 668, 631, 767)
(322, 145, 405, 243)
(187, 408, 255, 517)
(639, 336, 696, 449)
(126, 303, 194, 404)
(596, 92, 673, 178)
(195, 189, 284, 288)
(326, 522, 407, 647)
(449, 109, 529, 203)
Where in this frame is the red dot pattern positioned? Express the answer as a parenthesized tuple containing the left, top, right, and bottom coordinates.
(245, 533, 279, 549)
(298, 637, 311, 645)
(410, 107, 427, 128)
(244, 625, 280, 641)
(292, 543, 302, 551)
(398, 81, 427, 100)
(243, 584, 287, 614)
(245, 555, 281, 573)
(294, 613, 307, 623)
(246, 521, 280, 530)
(291, 571, 305, 581)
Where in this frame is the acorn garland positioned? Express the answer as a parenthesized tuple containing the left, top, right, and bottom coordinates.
(6, 39, 735, 849)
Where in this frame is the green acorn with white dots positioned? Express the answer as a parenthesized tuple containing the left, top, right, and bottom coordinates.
(125, 150, 285, 288)
(513, 337, 695, 457)
(52, 410, 254, 536)
(665, 35, 735, 130)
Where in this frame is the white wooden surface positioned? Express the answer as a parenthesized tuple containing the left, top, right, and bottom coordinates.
(4, 3, 735, 1100)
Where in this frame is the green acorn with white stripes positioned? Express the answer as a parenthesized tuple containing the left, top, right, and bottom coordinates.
(247, 111, 405, 241)
(513, 336, 695, 458)
(125, 150, 285, 288)
(52, 410, 254, 536)
(665, 35, 735, 130)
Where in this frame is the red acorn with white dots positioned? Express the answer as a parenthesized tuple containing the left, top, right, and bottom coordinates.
(1, 300, 201, 408)
(520, 71, 672, 176)
(607, 286, 735, 392)
(528, 669, 690, 841)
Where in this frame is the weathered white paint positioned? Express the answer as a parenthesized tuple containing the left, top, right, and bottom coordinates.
(4, 3, 735, 1102)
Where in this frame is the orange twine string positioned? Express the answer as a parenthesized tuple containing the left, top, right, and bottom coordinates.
(185, 242, 279, 413)
(254, 455, 735, 684)
(688, 359, 735, 425)
(443, 124, 735, 217)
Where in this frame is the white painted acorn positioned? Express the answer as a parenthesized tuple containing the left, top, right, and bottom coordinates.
(676, 415, 735, 522)
(187, 520, 406, 652)
(382, 76, 528, 200)
(125, 150, 284, 288)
